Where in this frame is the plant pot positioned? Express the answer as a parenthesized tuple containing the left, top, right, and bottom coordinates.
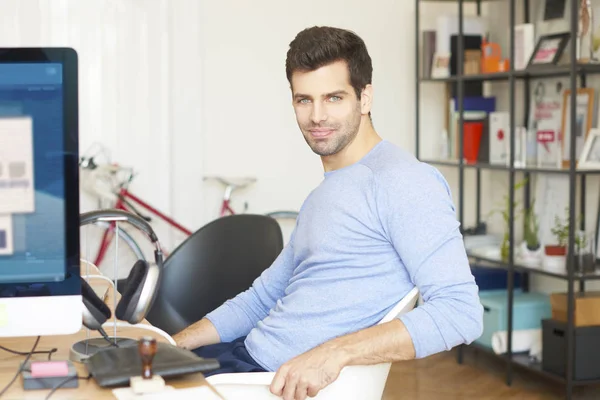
(544, 245, 567, 256)
(519, 241, 542, 266)
(543, 244, 567, 273)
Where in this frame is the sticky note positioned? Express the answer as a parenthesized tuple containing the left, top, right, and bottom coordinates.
(31, 361, 69, 378)
(0, 117, 35, 214)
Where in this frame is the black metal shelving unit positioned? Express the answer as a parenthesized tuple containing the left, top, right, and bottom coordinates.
(415, 0, 600, 398)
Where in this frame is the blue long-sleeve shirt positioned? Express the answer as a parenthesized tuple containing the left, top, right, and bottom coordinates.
(205, 140, 484, 371)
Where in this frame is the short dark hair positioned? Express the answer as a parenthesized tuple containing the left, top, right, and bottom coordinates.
(285, 26, 373, 100)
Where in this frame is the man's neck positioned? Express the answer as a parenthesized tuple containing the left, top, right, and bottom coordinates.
(322, 120, 382, 172)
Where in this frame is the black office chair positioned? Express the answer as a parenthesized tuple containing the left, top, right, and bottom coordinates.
(145, 214, 284, 335)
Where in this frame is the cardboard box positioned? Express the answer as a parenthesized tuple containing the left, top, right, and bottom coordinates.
(550, 291, 600, 327)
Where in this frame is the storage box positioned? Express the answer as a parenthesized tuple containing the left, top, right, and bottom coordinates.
(550, 291, 600, 327)
(475, 291, 551, 349)
(542, 318, 600, 381)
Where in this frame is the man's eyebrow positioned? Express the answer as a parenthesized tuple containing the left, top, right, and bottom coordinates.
(293, 90, 350, 100)
(324, 90, 349, 97)
(293, 93, 311, 100)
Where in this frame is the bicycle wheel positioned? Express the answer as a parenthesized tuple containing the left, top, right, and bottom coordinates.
(265, 210, 299, 244)
(80, 221, 146, 281)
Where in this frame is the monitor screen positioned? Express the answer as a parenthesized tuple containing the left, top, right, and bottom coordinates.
(0, 48, 81, 338)
(0, 63, 67, 283)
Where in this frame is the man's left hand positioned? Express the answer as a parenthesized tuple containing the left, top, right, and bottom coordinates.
(269, 344, 347, 400)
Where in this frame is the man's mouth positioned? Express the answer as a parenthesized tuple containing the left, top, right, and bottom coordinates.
(309, 128, 335, 138)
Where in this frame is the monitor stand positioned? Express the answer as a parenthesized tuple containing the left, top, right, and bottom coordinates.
(69, 337, 138, 363)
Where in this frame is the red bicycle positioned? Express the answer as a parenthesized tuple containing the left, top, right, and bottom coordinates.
(79, 154, 194, 277)
(79, 153, 299, 278)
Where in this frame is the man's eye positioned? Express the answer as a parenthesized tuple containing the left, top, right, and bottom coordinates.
(329, 96, 341, 102)
(298, 98, 310, 104)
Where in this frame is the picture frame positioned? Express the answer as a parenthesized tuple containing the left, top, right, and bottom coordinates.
(526, 32, 570, 67)
(578, 128, 600, 169)
(560, 87, 595, 168)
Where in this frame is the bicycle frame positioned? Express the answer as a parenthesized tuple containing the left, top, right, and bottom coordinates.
(220, 198, 236, 217)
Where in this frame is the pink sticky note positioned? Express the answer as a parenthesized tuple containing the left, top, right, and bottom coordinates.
(30, 361, 69, 378)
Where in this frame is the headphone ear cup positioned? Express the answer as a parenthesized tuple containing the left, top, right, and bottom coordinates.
(81, 278, 111, 330)
(115, 259, 149, 324)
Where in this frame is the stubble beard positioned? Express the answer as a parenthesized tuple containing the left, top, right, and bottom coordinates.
(301, 103, 362, 157)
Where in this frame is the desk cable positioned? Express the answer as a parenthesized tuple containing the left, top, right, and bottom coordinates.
(0, 335, 93, 400)
(0, 342, 57, 360)
(0, 336, 40, 398)
(44, 373, 92, 400)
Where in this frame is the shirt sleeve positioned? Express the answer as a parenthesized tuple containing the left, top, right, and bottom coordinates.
(204, 234, 296, 343)
(375, 162, 484, 359)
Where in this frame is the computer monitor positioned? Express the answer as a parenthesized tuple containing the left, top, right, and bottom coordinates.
(0, 48, 82, 337)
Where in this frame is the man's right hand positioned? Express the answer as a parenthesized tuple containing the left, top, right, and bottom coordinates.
(172, 318, 221, 350)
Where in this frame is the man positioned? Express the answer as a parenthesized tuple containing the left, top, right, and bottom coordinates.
(173, 26, 483, 400)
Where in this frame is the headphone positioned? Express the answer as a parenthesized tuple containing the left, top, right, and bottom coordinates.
(79, 209, 164, 331)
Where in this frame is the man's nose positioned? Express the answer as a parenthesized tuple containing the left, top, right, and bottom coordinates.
(310, 103, 327, 124)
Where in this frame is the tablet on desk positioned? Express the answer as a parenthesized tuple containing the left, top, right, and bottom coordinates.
(86, 342, 220, 387)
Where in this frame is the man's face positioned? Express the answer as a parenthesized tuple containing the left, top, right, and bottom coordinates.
(290, 61, 365, 157)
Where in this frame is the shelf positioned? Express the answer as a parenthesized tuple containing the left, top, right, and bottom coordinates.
(420, 159, 600, 175)
(467, 253, 600, 281)
(420, 63, 600, 83)
(469, 342, 600, 386)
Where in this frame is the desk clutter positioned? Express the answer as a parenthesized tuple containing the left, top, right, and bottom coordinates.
(14, 335, 221, 398)
(85, 336, 220, 388)
(474, 267, 600, 382)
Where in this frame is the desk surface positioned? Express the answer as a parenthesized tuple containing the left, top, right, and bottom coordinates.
(0, 262, 222, 399)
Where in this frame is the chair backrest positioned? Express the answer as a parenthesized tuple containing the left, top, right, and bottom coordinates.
(378, 286, 420, 324)
(145, 214, 284, 335)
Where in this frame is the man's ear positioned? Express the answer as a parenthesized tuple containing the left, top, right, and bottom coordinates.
(360, 84, 373, 115)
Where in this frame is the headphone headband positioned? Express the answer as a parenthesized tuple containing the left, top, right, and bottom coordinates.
(80, 209, 159, 245)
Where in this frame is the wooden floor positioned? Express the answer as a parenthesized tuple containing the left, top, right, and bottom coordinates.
(382, 347, 600, 399)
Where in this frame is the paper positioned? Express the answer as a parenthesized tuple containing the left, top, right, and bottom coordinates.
(0, 117, 35, 214)
(0, 214, 13, 255)
(112, 385, 223, 400)
(0, 304, 6, 327)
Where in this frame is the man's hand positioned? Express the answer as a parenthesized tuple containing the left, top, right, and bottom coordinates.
(269, 343, 347, 400)
(269, 319, 416, 400)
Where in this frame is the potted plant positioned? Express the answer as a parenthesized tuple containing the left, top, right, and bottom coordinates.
(543, 207, 589, 272)
(546, 211, 569, 256)
(519, 198, 542, 266)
